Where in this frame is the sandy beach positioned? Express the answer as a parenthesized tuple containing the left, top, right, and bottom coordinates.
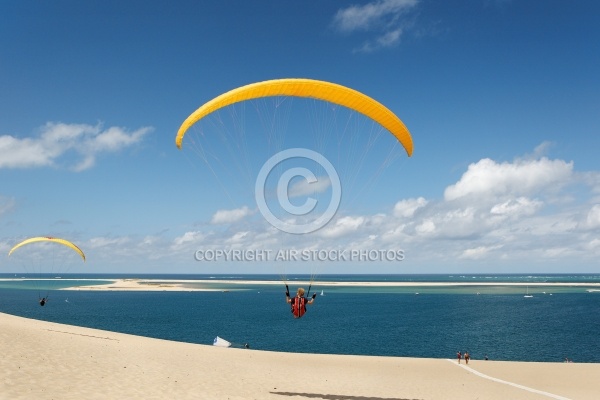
(1, 311, 597, 400)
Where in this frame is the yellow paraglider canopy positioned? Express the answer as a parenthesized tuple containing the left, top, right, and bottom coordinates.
(9, 236, 86, 262)
(176, 78, 413, 157)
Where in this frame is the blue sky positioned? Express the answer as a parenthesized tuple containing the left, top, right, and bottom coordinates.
(1, 0, 599, 274)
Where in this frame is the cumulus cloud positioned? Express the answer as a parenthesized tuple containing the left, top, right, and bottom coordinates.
(460, 245, 503, 260)
(160, 148, 596, 272)
(318, 216, 365, 238)
(75, 145, 600, 273)
(0, 122, 151, 171)
(332, 0, 419, 52)
(172, 231, 206, 248)
(211, 206, 254, 224)
(411, 207, 488, 240)
(490, 197, 543, 218)
(584, 204, 600, 230)
(585, 238, 600, 251)
(226, 231, 250, 244)
(394, 197, 427, 217)
(288, 176, 332, 198)
(444, 157, 573, 202)
(415, 219, 435, 236)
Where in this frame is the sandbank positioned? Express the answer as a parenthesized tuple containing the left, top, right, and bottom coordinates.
(60, 278, 219, 292)
(0, 311, 597, 399)
(59, 278, 600, 292)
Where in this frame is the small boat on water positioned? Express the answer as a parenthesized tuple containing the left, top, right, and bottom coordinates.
(213, 336, 232, 348)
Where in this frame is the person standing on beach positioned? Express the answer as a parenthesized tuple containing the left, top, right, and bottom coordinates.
(457, 351, 462, 364)
(465, 351, 470, 364)
(286, 285, 316, 318)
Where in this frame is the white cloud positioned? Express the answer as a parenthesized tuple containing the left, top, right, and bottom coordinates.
(394, 197, 427, 217)
(0, 122, 151, 171)
(413, 207, 487, 240)
(332, 0, 419, 52)
(211, 206, 253, 224)
(585, 204, 600, 230)
(288, 176, 331, 198)
(141, 236, 160, 246)
(225, 231, 250, 244)
(172, 231, 206, 248)
(490, 197, 543, 218)
(444, 157, 573, 201)
(415, 219, 435, 236)
(529, 141, 554, 159)
(89, 126, 147, 152)
(541, 247, 572, 258)
(88, 236, 131, 249)
(376, 27, 403, 46)
(585, 238, 600, 251)
(318, 216, 365, 238)
(355, 28, 404, 53)
(333, 0, 418, 32)
(381, 224, 408, 242)
(64, 145, 600, 273)
(460, 245, 503, 260)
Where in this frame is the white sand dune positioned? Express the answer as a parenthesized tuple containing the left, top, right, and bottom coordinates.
(1, 312, 597, 400)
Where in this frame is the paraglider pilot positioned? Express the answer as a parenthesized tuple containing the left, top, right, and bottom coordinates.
(39, 297, 47, 306)
(285, 285, 316, 318)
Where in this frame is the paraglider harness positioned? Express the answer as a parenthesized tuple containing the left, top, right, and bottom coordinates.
(286, 284, 316, 319)
(292, 296, 307, 318)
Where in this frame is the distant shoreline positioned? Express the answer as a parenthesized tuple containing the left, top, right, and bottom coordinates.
(46, 278, 600, 291)
(1, 275, 599, 292)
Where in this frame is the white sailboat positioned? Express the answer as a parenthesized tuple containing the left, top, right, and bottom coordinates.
(213, 336, 232, 347)
(524, 286, 533, 298)
(320, 290, 325, 296)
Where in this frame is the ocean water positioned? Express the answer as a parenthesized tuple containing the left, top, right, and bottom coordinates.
(0, 274, 599, 363)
